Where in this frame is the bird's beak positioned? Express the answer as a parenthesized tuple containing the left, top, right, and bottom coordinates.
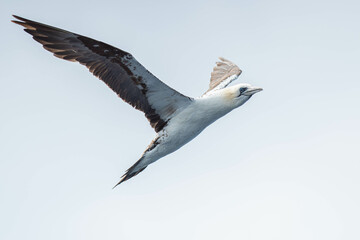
(243, 87, 263, 96)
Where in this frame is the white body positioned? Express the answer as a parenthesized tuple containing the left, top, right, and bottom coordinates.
(139, 86, 251, 169)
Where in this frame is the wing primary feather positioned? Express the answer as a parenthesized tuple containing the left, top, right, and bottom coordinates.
(12, 15, 192, 132)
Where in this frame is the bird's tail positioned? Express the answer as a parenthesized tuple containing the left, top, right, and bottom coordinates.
(112, 157, 147, 188)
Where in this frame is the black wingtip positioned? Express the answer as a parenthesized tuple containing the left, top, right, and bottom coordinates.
(112, 172, 135, 189)
(112, 180, 124, 189)
(112, 175, 131, 189)
(112, 176, 127, 189)
(12, 15, 21, 20)
(12, 15, 21, 24)
(12, 15, 27, 23)
(112, 166, 147, 189)
(11, 15, 30, 27)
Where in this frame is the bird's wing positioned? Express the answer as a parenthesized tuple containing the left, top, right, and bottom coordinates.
(12, 15, 192, 132)
(205, 57, 242, 93)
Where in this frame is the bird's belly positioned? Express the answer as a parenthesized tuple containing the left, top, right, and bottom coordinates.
(145, 100, 231, 164)
(160, 112, 212, 150)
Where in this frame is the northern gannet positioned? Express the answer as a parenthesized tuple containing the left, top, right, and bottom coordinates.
(12, 15, 263, 187)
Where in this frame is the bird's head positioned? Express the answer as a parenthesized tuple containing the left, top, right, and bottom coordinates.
(224, 83, 263, 108)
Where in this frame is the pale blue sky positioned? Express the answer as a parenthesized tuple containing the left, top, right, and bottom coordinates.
(1, 0, 360, 239)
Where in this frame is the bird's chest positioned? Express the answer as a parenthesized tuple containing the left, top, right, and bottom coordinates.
(165, 100, 232, 141)
(150, 99, 233, 158)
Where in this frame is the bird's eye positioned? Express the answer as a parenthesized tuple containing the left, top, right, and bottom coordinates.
(239, 87, 247, 94)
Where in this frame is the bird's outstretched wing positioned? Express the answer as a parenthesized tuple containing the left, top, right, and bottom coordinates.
(12, 15, 192, 132)
(205, 57, 242, 93)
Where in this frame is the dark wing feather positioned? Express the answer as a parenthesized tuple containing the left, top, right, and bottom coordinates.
(12, 15, 191, 132)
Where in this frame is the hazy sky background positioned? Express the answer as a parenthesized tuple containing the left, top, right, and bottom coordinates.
(1, 0, 359, 239)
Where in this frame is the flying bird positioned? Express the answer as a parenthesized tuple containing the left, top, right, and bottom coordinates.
(12, 15, 263, 187)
